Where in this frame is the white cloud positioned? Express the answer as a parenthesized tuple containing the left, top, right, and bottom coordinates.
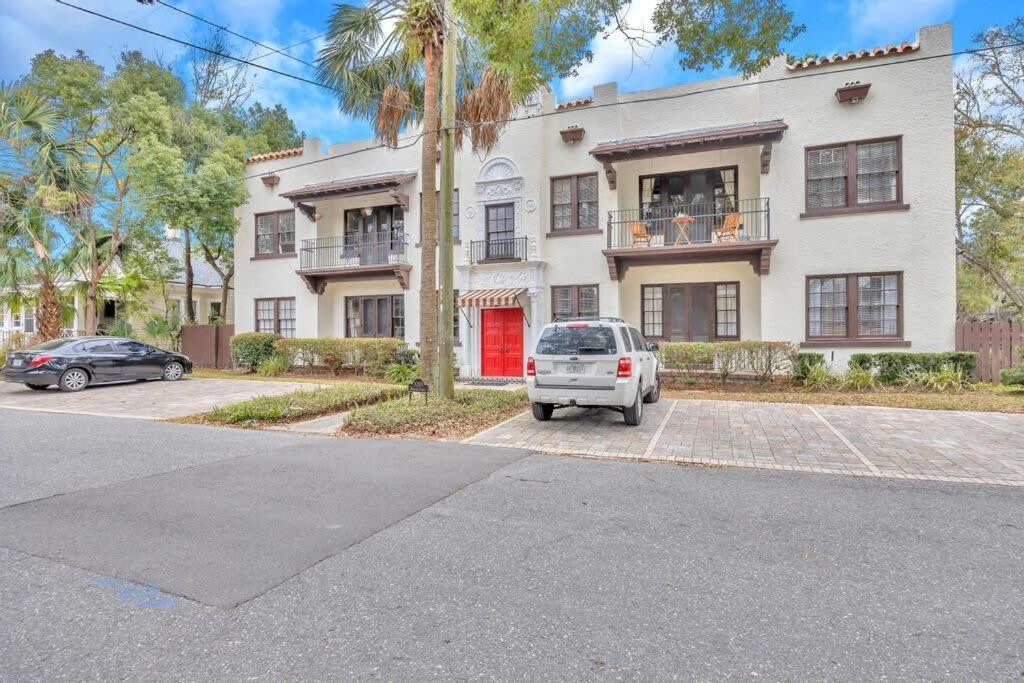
(558, 0, 679, 99)
(847, 0, 954, 43)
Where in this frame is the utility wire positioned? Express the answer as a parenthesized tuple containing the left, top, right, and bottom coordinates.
(154, 0, 318, 68)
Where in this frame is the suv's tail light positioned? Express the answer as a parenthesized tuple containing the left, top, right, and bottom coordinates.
(616, 356, 632, 378)
(526, 356, 536, 376)
(28, 354, 53, 368)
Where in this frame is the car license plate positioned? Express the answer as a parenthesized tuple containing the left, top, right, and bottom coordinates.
(11, 359, 23, 368)
(564, 363, 586, 375)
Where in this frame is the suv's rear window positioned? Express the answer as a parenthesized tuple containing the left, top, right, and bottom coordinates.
(536, 325, 618, 355)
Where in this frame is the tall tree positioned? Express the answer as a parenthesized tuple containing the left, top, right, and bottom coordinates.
(244, 102, 305, 152)
(955, 19, 1024, 319)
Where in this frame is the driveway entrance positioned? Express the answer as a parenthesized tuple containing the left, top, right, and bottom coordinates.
(469, 399, 1024, 486)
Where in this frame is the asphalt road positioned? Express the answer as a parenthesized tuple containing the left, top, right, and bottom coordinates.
(2, 409, 1023, 679)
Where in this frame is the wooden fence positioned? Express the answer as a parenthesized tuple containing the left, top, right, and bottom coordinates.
(181, 324, 234, 370)
(955, 320, 1023, 383)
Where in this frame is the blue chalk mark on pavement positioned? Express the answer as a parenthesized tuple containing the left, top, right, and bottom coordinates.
(89, 576, 178, 609)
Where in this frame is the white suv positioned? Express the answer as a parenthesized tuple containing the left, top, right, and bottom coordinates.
(526, 317, 660, 426)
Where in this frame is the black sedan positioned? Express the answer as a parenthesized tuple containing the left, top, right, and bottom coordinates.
(2, 337, 192, 392)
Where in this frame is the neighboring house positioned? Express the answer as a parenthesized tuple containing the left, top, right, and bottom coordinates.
(0, 229, 234, 345)
(234, 24, 955, 376)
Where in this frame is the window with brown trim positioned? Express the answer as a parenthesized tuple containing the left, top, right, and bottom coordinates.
(254, 210, 296, 257)
(551, 174, 598, 232)
(552, 285, 599, 319)
(641, 282, 739, 341)
(345, 295, 405, 338)
(255, 297, 296, 337)
(804, 137, 903, 216)
(806, 272, 902, 342)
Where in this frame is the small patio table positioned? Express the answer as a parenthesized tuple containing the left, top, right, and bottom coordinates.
(671, 214, 695, 246)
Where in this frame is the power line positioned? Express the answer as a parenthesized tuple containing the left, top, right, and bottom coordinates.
(153, 0, 317, 68)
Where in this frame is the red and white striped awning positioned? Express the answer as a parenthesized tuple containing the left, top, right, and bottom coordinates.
(458, 288, 526, 308)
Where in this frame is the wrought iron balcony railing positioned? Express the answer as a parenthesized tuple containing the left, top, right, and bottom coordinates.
(299, 232, 408, 271)
(606, 197, 770, 249)
(470, 237, 527, 264)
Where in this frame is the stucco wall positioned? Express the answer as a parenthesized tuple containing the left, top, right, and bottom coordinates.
(235, 23, 956, 373)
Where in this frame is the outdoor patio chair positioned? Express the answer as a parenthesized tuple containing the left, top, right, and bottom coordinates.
(713, 213, 741, 242)
(630, 220, 653, 246)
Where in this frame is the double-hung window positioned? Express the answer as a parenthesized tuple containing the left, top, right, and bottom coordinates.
(806, 273, 902, 342)
(551, 174, 599, 232)
(255, 297, 296, 337)
(346, 295, 404, 338)
(255, 210, 296, 257)
(552, 285, 599, 319)
(804, 138, 903, 216)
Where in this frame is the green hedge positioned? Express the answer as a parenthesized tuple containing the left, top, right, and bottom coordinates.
(274, 337, 405, 376)
(848, 352, 977, 384)
(793, 352, 826, 380)
(1001, 365, 1024, 386)
(658, 341, 798, 381)
(230, 332, 281, 370)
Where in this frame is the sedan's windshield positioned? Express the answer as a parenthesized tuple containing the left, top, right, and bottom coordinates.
(536, 326, 618, 355)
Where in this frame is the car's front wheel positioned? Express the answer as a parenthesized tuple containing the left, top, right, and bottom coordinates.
(162, 361, 185, 381)
(58, 368, 90, 393)
(26, 383, 49, 391)
(532, 402, 554, 421)
(623, 385, 643, 426)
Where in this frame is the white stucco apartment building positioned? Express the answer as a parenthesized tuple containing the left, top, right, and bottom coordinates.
(234, 24, 955, 377)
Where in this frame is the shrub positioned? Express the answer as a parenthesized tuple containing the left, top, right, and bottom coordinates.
(257, 353, 292, 377)
(802, 364, 834, 389)
(847, 352, 977, 384)
(658, 341, 797, 381)
(793, 352, 826, 380)
(1, 331, 30, 358)
(273, 337, 404, 376)
(901, 365, 972, 393)
(838, 366, 878, 391)
(384, 362, 419, 384)
(1001, 365, 1024, 386)
(230, 332, 280, 371)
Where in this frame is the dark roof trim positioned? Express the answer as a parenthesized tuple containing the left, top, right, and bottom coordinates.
(280, 170, 417, 201)
(589, 120, 788, 163)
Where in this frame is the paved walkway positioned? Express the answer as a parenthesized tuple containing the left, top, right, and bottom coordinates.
(468, 399, 1024, 486)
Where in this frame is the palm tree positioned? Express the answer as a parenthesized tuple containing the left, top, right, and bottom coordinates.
(317, 1, 526, 388)
(0, 84, 84, 341)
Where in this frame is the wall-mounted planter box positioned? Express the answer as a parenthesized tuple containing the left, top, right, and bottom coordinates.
(836, 82, 871, 104)
(560, 126, 585, 144)
(261, 174, 280, 188)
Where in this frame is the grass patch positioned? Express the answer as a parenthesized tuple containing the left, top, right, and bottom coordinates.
(661, 380, 1024, 413)
(189, 382, 404, 426)
(341, 388, 529, 440)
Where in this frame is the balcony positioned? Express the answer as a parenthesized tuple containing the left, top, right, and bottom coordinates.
(296, 233, 412, 294)
(602, 198, 777, 279)
(469, 237, 527, 264)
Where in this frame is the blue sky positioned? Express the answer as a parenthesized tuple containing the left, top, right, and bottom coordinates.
(0, 0, 1016, 146)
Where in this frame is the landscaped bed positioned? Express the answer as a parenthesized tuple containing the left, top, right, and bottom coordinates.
(179, 382, 405, 426)
(340, 388, 529, 440)
(661, 379, 1024, 413)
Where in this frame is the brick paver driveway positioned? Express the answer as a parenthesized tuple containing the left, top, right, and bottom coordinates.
(469, 399, 1024, 486)
(0, 377, 324, 420)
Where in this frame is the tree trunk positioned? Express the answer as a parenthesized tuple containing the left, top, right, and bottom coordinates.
(84, 280, 98, 335)
(183, 228, 195, 324)
(219, 265, 234, 324)
(35, 274, 63, 341)
(418, 47, 441, 391)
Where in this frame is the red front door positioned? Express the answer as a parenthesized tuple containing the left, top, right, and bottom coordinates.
(481, 308, 523, 377)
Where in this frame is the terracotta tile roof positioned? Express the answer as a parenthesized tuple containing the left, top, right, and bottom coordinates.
(787, 41, 919, 71)
(279, 170, 417, 201)
(555, 97, 593, 110)
(245, 146, 304, 164)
